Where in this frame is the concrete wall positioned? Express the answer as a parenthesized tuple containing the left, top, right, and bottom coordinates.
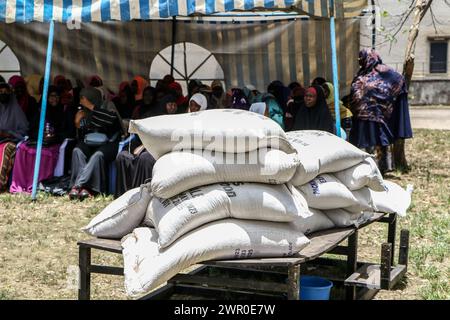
(360, 0, 450, 105)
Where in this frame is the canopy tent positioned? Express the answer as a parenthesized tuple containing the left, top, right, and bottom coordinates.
(0, 0, 368, 199)
(1, 0, 367, 23)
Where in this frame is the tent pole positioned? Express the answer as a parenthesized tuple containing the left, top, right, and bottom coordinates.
(31, 20, 55, 200)
(371, 0, 376, 49)
(170, 16, 177, 77)
(329, 0, 341, 137)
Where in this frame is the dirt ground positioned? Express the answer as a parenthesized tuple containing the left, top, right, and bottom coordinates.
(410, 107, 450, 130)
(0, 129, 448, 300)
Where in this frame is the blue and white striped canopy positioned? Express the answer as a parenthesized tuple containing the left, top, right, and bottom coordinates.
(0, 0, 367, 23)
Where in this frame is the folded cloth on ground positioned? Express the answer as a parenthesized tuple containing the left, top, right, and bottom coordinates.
(129, 109, 292, 159)
(144, 182, 309, 248)
(286, 130, 369, 186)
(82, 183, 152, 238)
(121, 220, 311, 298)
(334, 157, 386, 191)
(324, 208, 375, 227)
(150, 148, 299, 199)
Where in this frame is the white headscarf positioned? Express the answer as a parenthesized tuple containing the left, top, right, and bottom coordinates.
(189, 93, 208, 112)
(249, 102, 267, 116)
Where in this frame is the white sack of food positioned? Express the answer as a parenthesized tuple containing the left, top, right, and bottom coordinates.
(370, 181, 412, 217)
(286, 130, 369, 186)
(121, 220, 311, 297)
(129, 109, 292, 159)
(82, 183, 152, 238)
(151, 148, 299, 199)
(334, 157, 386, 191)
(145, 183, 309, 248)
(324, 208, 374, 227)
(292, 208, 335, 235)
(343, 187, 376, 213)
(298, 174, 359, 210)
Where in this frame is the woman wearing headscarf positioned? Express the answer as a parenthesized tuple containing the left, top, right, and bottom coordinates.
(0, 82, 29, 191)
(252, 91, 285, 129)
(189, 93, 208, 112)
(25, 74, 43, 103)
(209, 80, 227, 109)
(285, 83, 306, 131)
(113, 81, 136, 119)
(322, 82, 353, 139)
(69, 87, 122, 200)
(292, 86, 334, 133)
(267, 81, 290, 113)
(114, 87, 166, 197)
(168, 81, 189, 113)
(8, 75, 38, 122)
(349, 48, 412, 173)
(130, 76, 149, 103)
(9, 86, 75, 194)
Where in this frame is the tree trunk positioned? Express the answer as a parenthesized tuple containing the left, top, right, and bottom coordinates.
(394, 0, 433, 172)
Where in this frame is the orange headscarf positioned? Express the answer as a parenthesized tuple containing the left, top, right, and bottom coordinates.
(132, 76, 149, 101)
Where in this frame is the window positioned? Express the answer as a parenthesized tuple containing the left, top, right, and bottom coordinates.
(0, 40, 21, 81)
(149, 42, 225, 95)
(430, 41, 448, 74)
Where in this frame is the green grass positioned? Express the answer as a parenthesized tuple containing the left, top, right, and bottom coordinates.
(0, 128, 449, 300)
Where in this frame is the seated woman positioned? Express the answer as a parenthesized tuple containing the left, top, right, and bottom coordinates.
(115, 91, 178, 198)
(188, 93, 208, 112)
(69, 87, 122, 200)
(9, 85, 75, 194)
(292, 86, 334, 133)
(113, 81, 136, 119)
(0, 82, 29, 192)
(9, 75, 38, 122)
(322, 82, 353, 139)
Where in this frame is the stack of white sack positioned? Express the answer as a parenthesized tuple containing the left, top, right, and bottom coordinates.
(287, 130, 412, 227)
(83, 110, 338, 297)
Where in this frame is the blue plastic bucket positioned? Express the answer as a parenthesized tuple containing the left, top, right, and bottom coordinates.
(299, 275, 333, 300)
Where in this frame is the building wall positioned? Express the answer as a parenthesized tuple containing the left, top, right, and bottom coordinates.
(360, 0, 450, 105)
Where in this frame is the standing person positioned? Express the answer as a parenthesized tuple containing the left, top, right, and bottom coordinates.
(9, 86, 75, 193)
(349, 49, 412, 173)
(322, 82, 353, 139)
(292, 86, 334, 133)
(0, 82, 29, 191)
(69, 87, 122, 200)
(8, 75, 38, 122)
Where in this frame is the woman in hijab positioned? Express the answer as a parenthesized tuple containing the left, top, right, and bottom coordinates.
(0, 82, 29, 191)
(189, 93, 208, 112)
(292, 86, 334, 133)
(131, 76, 149, 103)
(114, 87, 162, 198)
(285, 83, 306, 131)
(267, 81, 290, 113)
(349, 48, 412, 173)
(8, 75, 38, 122)
(113, 81, 136, 119)
(168, 81, 189, 113)
(69, 87, 122, 200)
(322, 82, 353, 139)
(25, 74, 43, 103)
(9, 86, 75, 194)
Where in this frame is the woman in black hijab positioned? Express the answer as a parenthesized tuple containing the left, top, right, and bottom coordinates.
(292, 85, 334, 133)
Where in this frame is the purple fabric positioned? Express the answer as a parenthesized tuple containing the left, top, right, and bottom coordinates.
(9, 143, 60, 194)
(350, 49, 406, 124)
